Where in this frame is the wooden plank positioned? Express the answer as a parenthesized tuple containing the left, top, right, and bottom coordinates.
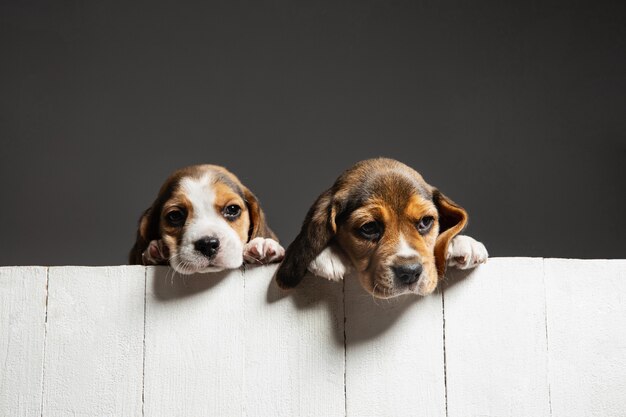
(545, 259, 626, 417)
(444, 258, 550, 417)
(1, 260, 624, 416)
(144, 266, 244, 417)
(41, 266, 145, 417)
(244, 266, 345, 417)
(344, 272, 446, 417)
(0, 266, 48, 417)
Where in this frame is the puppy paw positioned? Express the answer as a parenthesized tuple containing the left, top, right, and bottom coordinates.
(447, 235, 488, 269)
(308, 245, 353, 281)
(243, 237, 285, 265)
(142, 240, 170, 265)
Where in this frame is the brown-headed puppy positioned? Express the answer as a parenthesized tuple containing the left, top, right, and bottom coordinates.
(129, 165, 284, 273)
(275, 158, 487, 298)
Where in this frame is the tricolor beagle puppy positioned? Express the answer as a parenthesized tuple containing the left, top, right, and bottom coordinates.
(129, 165, 284, 273)
(276, 158, 487, 298)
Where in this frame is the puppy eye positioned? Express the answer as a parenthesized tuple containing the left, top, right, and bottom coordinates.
(166, 209, 186, 226)
(358, 221, 382, 240)
(416, 216, 434, 234)
(223, 204, 242, 219)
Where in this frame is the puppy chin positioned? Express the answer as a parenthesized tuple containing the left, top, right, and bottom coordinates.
(416, 273, 438, 295)
(359, 272, 398, 299)
(169, 249, 244, 275)
(170, 260, 242, 275)
(363, 269, 437, 298)
(209, 252, 244, 271)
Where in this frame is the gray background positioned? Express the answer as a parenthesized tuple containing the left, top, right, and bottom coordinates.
(1, 0, 625, 266)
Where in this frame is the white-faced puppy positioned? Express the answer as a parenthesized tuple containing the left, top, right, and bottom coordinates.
(129, 165, 284, 273)
(275, 158, 487, 298)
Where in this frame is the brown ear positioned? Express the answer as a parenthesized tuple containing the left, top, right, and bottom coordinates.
(242, 186, 277, 241)
(433, 189, 468, 277)
(128, 206, 161, 264)
(275, 189, 339, 289)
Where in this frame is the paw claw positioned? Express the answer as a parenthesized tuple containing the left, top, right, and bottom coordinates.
(142, 240, 169, 265)
(308, 245, 352, 281)
(447, 235, 488, 270)
(243, 238, 285, 265)
(454, 255, 469, 265)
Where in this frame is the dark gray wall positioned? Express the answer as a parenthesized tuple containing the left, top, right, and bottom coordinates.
(1, 0, 625, 265)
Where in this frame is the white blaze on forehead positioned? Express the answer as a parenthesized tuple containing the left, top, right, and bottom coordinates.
(180, 173, 218, 227)
(396, 235, 419, 259)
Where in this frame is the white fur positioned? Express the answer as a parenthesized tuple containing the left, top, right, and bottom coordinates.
(243, 237, 285, 264)
(396, 235, 419, 259)
(173, 173, 244, 274)
(447, 235, 488, 269)
(308, 245, 353, 281)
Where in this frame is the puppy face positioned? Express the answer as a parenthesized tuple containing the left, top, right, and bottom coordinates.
(130, 165, 274, 274)
(334, 192, 441, 298)
(276, 158, 467, 298)
(160, 172, 250, 273)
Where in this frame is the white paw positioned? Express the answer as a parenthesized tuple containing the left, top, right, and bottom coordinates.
(243, 237, 285, 264)
(142, 240, 169, 265)
(308, 245, 353, 281)
(447, 235, 488, 269)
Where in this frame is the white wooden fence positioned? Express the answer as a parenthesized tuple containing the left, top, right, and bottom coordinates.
(1, 258, 625, 417)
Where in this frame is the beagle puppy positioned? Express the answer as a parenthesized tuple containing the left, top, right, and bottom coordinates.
(275, 158, 487, 298)
(129, 165, 284, 273)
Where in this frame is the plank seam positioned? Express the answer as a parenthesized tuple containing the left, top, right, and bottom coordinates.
(441, 288, 449, 417)
(542, 258, 553, 417)
(242, 268, 247, 417)
(142, 267, 147, 417)
(342, 277, 347, 417)
(39, 267, 50, 417)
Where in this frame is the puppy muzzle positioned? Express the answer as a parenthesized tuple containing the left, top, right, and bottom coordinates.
(194, 236, 220, 258)
(392, 263, 423, 285)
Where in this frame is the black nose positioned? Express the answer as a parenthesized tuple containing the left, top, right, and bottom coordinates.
(392, 263, 423, 285)
(194, 237, 220, 257)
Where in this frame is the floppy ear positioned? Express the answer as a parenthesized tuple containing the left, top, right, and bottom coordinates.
(242, 186, 277, 241)
(275, 189, 338, 289)
(433, 189, 468, 277)
(128, 205, 160, 264)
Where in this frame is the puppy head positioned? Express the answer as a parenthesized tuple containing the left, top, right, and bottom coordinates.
(129, 165, 272, 274)
(276, 158, 467, 298)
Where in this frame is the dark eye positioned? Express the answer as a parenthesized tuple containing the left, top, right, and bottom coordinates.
(358, 221, 382, 240)
(166, 209, 186, 226)
(416, 216, 434, 234)
(223, 204, 242, 219)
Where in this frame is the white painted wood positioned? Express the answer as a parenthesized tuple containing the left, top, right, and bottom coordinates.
(545, 259, 626, 417)
(144, 266, 245, 417)
(344, 272, 446, 417)
(41, 266, 145, 417)
(0, 266, 47, 417)
(444, 258, 551, 417)
(1, 260, 625, 417)
(244, 266, 345, 417)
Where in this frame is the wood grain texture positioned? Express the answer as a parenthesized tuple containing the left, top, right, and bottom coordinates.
(41, 266, 145, 417)
(344, 272, 446, 417)
(0, 266, 47, 417)
(144, 266, 245, 417)
(2, 260, 626, 417)
(244, 266, 345, 417)
(545, 259, 626, 417)
(444, 258, 550, 417)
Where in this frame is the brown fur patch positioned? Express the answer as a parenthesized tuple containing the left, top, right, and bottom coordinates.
(129, 164, 276, 265)
(212, 181, 250, 244)
(276, 158, 467, 297)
